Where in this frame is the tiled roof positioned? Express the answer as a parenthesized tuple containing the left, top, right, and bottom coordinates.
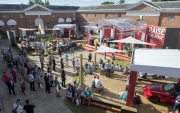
(154, 1, 180, 8)
(0, 1, 180, 12)
(0, 4, 32, 11)
(78, 4, 133, 10)
(44, 5, 80, 11)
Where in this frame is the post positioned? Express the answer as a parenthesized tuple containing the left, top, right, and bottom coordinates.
(94, 42, 97, 70)
(80, 54, 83, 87)
(126, 71, 137, 107)
(69, 29, 71, 41)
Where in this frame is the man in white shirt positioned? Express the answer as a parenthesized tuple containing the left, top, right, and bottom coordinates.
(114, 64, 119, 71)
(75, 59, 80, 72)
(13, 99, 23, 113)
(139, 72, 147, 79)
(28, 72, 36, 91)
(95, 76, 106, 93)
(170, 95, 180, 113)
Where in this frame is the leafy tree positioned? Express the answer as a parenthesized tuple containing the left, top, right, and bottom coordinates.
(119, 0, 124, 4)
(101, 1, 114, 5)
(29, 0, 44, 5)
(28, 0, 34, 4)
(44, 0, 50, 5)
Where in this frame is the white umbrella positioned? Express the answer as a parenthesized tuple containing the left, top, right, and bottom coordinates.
(108, 36, 156, 45)
(93, 45, 125, 53)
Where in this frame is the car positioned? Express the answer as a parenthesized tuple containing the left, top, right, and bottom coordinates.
(143, 83, 180, 104)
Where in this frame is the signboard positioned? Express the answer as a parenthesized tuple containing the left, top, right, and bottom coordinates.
(146, 25, 166, 48)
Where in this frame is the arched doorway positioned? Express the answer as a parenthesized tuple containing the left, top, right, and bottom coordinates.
(7, 19, 17, 38)
(35, 18, 44, 34)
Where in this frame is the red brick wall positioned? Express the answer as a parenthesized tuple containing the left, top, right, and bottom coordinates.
(159, 13, 180, 28)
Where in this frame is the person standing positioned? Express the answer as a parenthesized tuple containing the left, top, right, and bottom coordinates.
(104, 52, 106, 59)
(61, 59, 64, 70)
(7, 77, 16, 95)
(23, 99, 36, 113)
(2, 71, 9, 87)
(54, 76, 61, 97)
(44, 73, 51, 93)
(112, 53, 115, 62)
(70, 47, 74, 57)
(61, 69, 66, 87)
(47, 64, 51, 73)
(72, 58, 75, 71)
(88, 53, 92, 62)
(52, 56, 56, 71)
(49, 71, 54, 87)
(11, 66, 17, 83)
(28, 72, 36, 91)
(20, 78, 26, 96)
(13, 99, 23, 113)
(75, 59, 80, 73)
(170, 94, 180, 113)
(64, 52, 69, 67)
(105, 60, 111, 77)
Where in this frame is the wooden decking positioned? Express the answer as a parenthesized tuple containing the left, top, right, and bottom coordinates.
(84, 70, 176, 113)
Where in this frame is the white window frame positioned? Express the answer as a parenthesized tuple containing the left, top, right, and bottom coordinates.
(20, 14, 23, 18)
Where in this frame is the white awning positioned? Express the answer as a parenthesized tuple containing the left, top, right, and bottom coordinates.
(131, 49, 180, 78)
(93, 45, 125, 53)
(54, 24, 76, 29)
(45, 28, 60, 30)
(7, 19, 17, 25)
(109, 36, 156, 45)
(19, 28, 36, 31)
(0, 20, 4, 26)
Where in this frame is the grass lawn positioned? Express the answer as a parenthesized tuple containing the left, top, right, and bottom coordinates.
(113, 59, 130, 68)
(65, 99, 114, 113)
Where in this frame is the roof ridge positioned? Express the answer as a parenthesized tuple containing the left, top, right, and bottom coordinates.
(80, 3, 133, 7)
(153, 1, 180, 3)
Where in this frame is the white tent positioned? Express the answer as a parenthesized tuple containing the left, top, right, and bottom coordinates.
(18, 28, 36, 31)
(45, 28, 60, 30)
(93, 45, 125, 53)
(130, 48, 180, 78)
(54, 24, 76, 29)
(108, 36, 156, 45)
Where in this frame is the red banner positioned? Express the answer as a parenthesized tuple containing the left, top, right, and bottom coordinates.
(104, 29, 111, 39)
(146, 25, 166, 48)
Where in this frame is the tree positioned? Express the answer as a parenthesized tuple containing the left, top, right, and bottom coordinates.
(29, 0, 44, 5)
(44, 0, 50, 5)
(119, 0, 124, 4)
(101, 1, 114, 5)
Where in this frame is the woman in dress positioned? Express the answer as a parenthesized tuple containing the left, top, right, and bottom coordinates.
(54, 76, 61, 97)
(20, 78, 26, 96)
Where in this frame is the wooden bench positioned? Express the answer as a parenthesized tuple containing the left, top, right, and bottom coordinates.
(100, 70, 114, 77)
(91, 87, 99, 93)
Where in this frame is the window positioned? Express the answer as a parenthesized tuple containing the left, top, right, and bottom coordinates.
(47, 23, 50, 29)
(118, 14, 121, 18)
(94, 14, 96, 17)
(10, 25, 14, 29)
(52, 14, 55, 17)
(169, 15, 174, 20)
(105, 14, 108, 18)
(64, 14, 66, 16)
(20, 14, 23, 18)
(2, 15, 6, 18)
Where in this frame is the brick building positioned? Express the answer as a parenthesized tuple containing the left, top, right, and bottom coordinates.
(0, 1, 180, 39)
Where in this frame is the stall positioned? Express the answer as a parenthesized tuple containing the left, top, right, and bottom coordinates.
(53, 24, 76, 38)
(86, 18, 146, 48)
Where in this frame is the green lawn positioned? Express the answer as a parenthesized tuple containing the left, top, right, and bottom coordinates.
(65, 99, 114, 113)
(112, 59, 130, 68)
